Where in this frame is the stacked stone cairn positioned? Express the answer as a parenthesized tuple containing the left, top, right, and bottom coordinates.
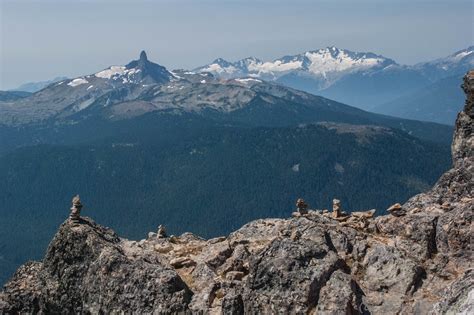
(296, 198, 308, 215)
(69, 195, 83, 223)
(332, 199, 343, 218)
(386, 203, 407, 217)
(157, 225, 167, 238)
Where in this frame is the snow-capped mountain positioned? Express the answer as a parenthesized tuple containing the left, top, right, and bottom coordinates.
(3, 47, 471, 128)
(195, 47, 396, 89)
(0, 50, 452, 149)
(70, 50, 175, 88)
(195, 46, 473, 112)
(369, 46, 474, 124)
(413, 46, 474, 81)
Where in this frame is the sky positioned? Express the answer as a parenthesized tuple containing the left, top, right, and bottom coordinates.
(0, 0, 473, 90)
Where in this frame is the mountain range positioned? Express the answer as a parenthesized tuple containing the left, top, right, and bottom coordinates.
(0, 51, 453, 144)
(8, 46, 472, 125)
(195, 46, 474, 124)
(0, 51, 456, 285)
(10, 76, 68, 93)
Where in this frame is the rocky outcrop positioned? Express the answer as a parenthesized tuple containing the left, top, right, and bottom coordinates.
(0, 218, 192, 314)
(1, 72, 473, 314)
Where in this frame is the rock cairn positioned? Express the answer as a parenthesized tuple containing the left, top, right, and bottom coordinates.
(69, 195, 83, 222)
(332, 198, 342, 218)
(157, 225, 167, 238)
(387, 203, 406, 217)
(295, 198, 308, 215)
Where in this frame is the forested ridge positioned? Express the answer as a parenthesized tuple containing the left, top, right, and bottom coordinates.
(0, 120, 450, 285)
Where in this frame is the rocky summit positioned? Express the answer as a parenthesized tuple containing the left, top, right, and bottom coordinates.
(1, 72, 473, 314)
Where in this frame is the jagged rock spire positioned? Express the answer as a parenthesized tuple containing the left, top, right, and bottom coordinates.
(124, 50, 173, 84)
(452, 70, 474, 166)
(139, 50, 148, 63)
(461, 69, 474, 117)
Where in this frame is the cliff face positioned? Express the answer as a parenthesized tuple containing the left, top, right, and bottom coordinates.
(1, 72, 473, 314)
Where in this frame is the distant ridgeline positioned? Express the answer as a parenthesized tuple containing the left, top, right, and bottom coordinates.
(0, 51, 453, 285)
(195, 46, 474, 125)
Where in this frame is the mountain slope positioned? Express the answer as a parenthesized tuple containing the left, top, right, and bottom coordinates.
(413, 46, 474, 81)
(11, 76, 68, 93)
(0, 91, 31, 102)
(0, 115, 451, 286)
(373, 75, 465, 125)
(1, 71, 472, 315)
(317, 66, 430, 111)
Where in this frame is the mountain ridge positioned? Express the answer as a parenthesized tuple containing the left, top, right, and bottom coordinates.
(0, 51, 454, 147)
(195, 46, 473, 84)
(194, 46, 474, 114)
(194, 46, 397, 87)
(6, 46, 472, 124)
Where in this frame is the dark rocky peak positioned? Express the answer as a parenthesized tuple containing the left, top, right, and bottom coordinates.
(211, 57, 233, 67)
(139, 50, 148, 63)
(453, 70, 474, 163)
(125, 50, 174, 84)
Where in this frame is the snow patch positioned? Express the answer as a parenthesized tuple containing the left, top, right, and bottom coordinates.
(235, 78, 262, 84)
(203, 63, 238, 75)
(95, 66, 141, 82)
(453, 50, 473, 61)
(292, 164, 300, 172)
(95, 66, 126, 79)
(170, 71, 183, 79)
(67, 78, 89, 87)
(305, 49, 383, 75)
(247, 59, 302, 74)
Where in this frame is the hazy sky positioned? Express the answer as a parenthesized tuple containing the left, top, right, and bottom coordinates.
(0, 0, 473, 90)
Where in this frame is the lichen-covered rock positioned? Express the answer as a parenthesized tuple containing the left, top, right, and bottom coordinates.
(433, 270, 474, 314)
(1, 217, 192, 314)
(316, 270, 366, 314)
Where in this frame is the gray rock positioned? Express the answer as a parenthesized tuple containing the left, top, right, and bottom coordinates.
(432, 270, 474, 314)
(316, 270, 367, 314)
(1, 217, 192, 314)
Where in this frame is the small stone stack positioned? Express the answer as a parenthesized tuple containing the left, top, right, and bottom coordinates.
(332, 199, 342, 218)
(69, 195, 83, 222)
(157, 225, 167, 238)
(296, 198, 308, 215)
(387, 203, 406, 217)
